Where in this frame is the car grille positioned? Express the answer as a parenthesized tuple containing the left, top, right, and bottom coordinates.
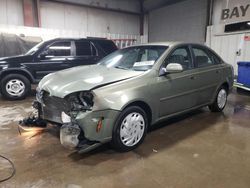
(40, 91, 70, 123)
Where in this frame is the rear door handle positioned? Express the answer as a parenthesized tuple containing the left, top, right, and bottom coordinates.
(190, 76, 195, 80)
(216, 70, 221, 74)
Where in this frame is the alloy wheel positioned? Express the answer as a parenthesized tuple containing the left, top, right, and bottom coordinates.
(5, 79, 25, 97)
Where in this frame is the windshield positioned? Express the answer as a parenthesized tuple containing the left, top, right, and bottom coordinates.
(25, 41, 45, 55)
(99, 45, 168, 71)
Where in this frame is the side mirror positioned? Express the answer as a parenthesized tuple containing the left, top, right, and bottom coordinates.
(160, 63, 183, 76)
(166, 63, 183, 73)
(38, 50, 49, 60)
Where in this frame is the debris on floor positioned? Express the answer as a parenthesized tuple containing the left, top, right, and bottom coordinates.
(152, 149, 158, 153)
(18, 116, 47, 132)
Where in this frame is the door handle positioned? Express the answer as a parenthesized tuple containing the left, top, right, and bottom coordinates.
(216, 70, 220, 74)
(190, 76, 195, 80)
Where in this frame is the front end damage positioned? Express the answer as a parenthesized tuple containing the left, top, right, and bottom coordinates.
(20, 90, 120, 153)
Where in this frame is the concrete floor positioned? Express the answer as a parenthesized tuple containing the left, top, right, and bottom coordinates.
(0, 91, 250, 188)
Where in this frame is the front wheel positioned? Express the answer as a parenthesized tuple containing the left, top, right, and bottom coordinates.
(0, 74, 31, 100)
(111, 106, 148, 152)
(209, 86, 228, 112)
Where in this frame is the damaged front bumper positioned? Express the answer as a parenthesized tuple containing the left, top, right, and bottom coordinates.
(32, 100, 120, 153)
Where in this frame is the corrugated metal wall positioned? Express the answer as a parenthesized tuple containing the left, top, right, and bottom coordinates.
(40, 1, 140, 36)
(0, 0, 24, 26)
(56, 0, 141, 14)
(0, 0, 141, 38)
(0, 0, 146, 48)
(148, 0, 208, 43)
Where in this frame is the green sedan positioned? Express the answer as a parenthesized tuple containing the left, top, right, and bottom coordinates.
(33, 42, 234, 153)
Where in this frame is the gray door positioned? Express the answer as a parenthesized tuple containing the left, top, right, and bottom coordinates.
(190, 45, 222, 105)
(156, 46, 198, 117)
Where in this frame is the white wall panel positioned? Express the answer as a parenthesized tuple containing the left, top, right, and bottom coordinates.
(40, 1, 140, 35)
(87, 8, 109, 34)
(64, 5, 88, 32)
(148, 0, 208, 43)
(0, 0, 23, 26)
(40, 2, 65, 30)
(57, 0, 141, 13)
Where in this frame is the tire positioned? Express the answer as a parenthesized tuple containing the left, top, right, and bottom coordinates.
(111, 106, 148, 152)
(0, 74, 31, 100)
(209, 86, 228, 112)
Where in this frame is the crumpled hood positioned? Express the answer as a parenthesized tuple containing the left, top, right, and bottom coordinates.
(38, 65, 143, 98)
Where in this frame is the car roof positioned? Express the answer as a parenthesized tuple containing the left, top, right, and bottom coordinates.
(128, 41, 206, 48)
(45, 38, 112, 42)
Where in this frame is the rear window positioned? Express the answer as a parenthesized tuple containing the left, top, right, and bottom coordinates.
(75, 41, 92, 56)
(94, 40, 117, 54)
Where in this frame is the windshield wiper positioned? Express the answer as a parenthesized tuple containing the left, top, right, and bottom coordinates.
(115, 66, 130, 70)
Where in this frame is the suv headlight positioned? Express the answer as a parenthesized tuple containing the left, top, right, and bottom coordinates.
(66, 91, 94, 111)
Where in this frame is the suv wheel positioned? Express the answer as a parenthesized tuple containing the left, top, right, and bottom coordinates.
(209, 86, 228, 112)
(111, 106, 148, 152)
(0, 74, 31, 100)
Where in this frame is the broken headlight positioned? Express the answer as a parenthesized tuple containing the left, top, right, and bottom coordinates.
(67, 91, 94, 112)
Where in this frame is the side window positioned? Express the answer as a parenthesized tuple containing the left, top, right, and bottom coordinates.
(164, 47, 192, 70)
(209, 51, 222, 64)
(193, 47, 214, 68)
(46, 41, 71, 57)
(75, 41, 92, 56)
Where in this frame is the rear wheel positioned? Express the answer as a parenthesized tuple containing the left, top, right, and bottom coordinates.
(209, 86, 228, 112)
(111, 106, 148, 152)
(0, 74, 31, 100)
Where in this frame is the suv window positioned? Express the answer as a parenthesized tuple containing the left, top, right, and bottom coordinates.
(164, 47, 192, 70)
(46, 41, 71, 57)
(193, 47, 214, 68)
(94, 40, 117, 54)
(75, 41, 92, 56)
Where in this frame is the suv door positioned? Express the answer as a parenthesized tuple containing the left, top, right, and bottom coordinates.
(30, 40, 74, 80)
(156, 45, 199, 117)
(190, 45, 223, 105)
(71, 40, 102, 66)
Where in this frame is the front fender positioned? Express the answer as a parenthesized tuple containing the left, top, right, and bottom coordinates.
(0, 67, 35, 82)
(92, 86, 154, 111)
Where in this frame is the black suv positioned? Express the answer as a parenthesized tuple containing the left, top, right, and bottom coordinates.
(0, 38, 117, 100)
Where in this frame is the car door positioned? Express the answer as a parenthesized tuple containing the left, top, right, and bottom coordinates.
(156, 45, 199, 117)
(70, 40, 102, 66)
(30, 40, 74, 80)
(190, 45, 223, 105)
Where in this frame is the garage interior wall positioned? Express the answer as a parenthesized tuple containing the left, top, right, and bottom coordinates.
(0, 0, 24, 26)
(40, 1, 140, 36)
(148, 0, 208, 43)
(206, 0, 250, 75)
(0, 0, 144, 45)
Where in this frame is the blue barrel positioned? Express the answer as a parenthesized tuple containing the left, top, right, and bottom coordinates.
(237, 62, 250, 87)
